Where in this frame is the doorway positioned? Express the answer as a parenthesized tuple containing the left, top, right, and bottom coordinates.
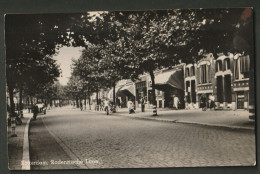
(237, 92, 244, 109)
(216, 76, 223, 103)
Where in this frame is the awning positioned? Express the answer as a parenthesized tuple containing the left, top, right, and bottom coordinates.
(154, 70, 184, 90)
(108, 87, 122, 99)
(120, 85, 135, 96)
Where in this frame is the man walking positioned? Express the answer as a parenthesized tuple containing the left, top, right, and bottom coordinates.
(104, 99, 110, 115)
(140, 97, 145, 112)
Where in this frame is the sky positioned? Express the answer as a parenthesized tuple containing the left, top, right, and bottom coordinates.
(53, 46, 84, 86)
(51, 11, 107, 86)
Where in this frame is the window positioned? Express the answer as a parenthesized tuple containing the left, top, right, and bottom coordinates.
(201, 64, 207, 84)
(224, 59, 230, 71)
(234, 59, 239, 80)
(216, 60, 222, 72)
(234, 55, 250, 80)
(191, 66, 195, 76)
(240, 55, 250, 78)
(186, 68, 190, 77)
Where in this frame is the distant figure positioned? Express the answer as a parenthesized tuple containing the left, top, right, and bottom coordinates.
(200, 95, 207, 111)
(32, 104, 39, 120)
(80, 102, 83, 111)
(127, 100, 135, 114)
(173, 95, 180, 110)
(104, 99, 110, 115)
(116, 98, 121, 108)
(140, 97, 145, 112)
(100, 100, 104, 111)
(209, 95, 215, 110)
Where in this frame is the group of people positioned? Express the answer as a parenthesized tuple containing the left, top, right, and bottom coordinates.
(102, 97, 144, 115)
(200, 94, 216, 111)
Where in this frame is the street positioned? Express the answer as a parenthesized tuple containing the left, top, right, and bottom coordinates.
(29, 107, 256, 169)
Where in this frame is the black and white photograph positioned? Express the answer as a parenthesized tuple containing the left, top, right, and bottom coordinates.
(5, 8, 256, 170)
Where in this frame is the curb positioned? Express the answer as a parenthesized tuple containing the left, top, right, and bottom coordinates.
(111, 112, 255, 131)
(21, 117, 32, 170)
(82, 109, 255, 131)
(175, 121, 255, 131)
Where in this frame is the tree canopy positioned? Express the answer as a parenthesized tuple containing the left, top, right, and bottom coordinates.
(5, 8, 253, 114)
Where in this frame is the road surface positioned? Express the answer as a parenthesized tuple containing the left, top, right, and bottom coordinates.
(29, 107, 256, 169)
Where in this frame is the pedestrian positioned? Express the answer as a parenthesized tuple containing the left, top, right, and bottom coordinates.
(209, 95, 215, 110)
(80, 102, 83, 111)
(100, 100, 104, 111)
(174, 95, 180, 110)
(200, 95, 207, 111)
(104, 99, 110, 115)
(116, 98, 121, 108)
(140, 97, 145, 112)
(127, 100, 135, 114)
(32, 104, 39, 120)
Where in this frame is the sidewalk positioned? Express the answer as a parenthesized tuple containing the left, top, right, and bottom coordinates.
(111, 107, 255, 130)
(7, 110, 32, 170)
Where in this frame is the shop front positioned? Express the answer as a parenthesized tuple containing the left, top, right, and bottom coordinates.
(154, 69, 184, 109)
(135, 80, 147, 108)
(119, 84, 135, 108)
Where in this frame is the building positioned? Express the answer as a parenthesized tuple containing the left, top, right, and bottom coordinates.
(97, 52, 251, 111)
(184, 53, 250, 110)
(134, 64, 185, 109)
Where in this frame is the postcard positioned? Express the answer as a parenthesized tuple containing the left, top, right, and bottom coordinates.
(6, 8, 256, 170)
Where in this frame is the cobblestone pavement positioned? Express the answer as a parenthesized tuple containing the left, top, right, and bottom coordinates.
(30, 107, 256, 169)
(29, 114, 79, 170)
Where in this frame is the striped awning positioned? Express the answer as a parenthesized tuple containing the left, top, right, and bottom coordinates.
(154, 70, 184, 90)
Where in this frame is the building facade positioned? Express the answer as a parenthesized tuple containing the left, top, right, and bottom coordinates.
(97, 53, 250, 111)
(184, 53, 250, 110)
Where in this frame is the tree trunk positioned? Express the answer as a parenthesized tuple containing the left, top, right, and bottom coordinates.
(84, 93, 87, 110)
(113, 82, 116, 105)
(88, 98, 91, 110)
(96, 91, 99, 105)
(19, 87, 23, 118)
(27, 96, 29, 108)
(96, 90, 99, 111)
(30, 95, 33, 106)
(7, 84, 15, 117)
(149, 71, 156, 105)
(76, 96, 79, 108)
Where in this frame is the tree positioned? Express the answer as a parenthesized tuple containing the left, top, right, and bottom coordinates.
(5, 14, 67, 116)
(97, 9, 252, 114)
